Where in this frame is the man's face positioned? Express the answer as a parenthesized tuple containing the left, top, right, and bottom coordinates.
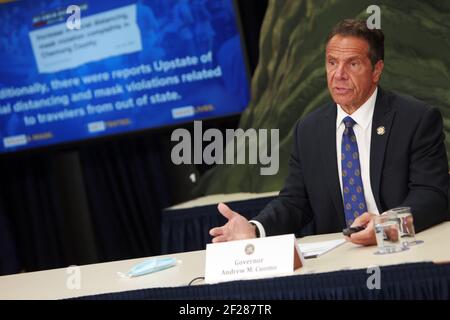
(326, 35, 383, 110)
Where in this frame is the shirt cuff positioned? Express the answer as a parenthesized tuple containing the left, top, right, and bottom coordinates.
(249, 220, 266, 238)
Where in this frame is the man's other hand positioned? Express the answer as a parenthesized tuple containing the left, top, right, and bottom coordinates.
(209, 203, 257, 243)
(345, 212, 377, 246)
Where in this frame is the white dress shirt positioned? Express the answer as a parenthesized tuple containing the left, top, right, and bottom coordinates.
(336, 87, 379, 215)
(251, 88, 380, 237)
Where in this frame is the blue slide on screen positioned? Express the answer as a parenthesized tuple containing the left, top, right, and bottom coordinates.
(0, 0, 250, 153)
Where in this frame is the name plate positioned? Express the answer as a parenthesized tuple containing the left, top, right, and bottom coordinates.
(204, 234, 304, 284)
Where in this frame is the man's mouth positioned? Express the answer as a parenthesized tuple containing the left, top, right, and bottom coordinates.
(334, 87, 352, 94)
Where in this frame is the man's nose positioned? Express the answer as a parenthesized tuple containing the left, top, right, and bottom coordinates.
(335, 64, 348, 80)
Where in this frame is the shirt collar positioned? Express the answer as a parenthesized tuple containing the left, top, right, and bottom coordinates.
(336, 87, 378, 130)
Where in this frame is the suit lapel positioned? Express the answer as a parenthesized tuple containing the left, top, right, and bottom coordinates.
(320, 103, 345, 227)
(370, 88, 396, 212)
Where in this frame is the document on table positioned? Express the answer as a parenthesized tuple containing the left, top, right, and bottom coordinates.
(298, 239, 345, 258)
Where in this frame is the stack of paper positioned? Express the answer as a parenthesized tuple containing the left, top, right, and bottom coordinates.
(298, 239, 345, 258)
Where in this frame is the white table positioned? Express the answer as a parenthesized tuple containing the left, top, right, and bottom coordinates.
(0, 221, 449, 300)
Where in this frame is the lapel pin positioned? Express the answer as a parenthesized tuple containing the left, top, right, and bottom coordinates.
(377, 126, 385, 135)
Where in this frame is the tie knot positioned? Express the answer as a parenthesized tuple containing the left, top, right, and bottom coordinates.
(343, 116, 356, 128)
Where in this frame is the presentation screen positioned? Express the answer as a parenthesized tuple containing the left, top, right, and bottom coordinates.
(0, 0, 250, 154)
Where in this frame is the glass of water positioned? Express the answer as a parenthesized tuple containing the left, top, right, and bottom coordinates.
(374, 211, 408, 254)
(389, 207, 420, 246)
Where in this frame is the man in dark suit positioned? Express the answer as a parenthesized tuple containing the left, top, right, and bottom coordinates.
(209, 19, 449, 246)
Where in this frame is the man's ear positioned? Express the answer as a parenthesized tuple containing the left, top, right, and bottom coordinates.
(372, 60, 384, 82)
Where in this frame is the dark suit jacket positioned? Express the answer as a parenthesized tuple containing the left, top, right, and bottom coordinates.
(255, 88, 449, 236)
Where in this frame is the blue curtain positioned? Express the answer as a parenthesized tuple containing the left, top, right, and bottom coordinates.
(78, 136, 171, 262)
(0, 155, 68, 274)
(0, 134, 171, 275)
(0, 205, 19, 275)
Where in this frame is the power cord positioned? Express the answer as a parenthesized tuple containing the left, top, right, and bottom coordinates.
(188, 276, 205, 286)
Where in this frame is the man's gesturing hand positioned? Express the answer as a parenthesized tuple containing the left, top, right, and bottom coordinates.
(209, 203, 257, 243)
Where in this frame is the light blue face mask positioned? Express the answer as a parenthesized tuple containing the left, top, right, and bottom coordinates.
(118, 257, 178, 278)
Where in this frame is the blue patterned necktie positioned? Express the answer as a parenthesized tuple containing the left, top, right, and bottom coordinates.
(341, 116, 367, 227)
